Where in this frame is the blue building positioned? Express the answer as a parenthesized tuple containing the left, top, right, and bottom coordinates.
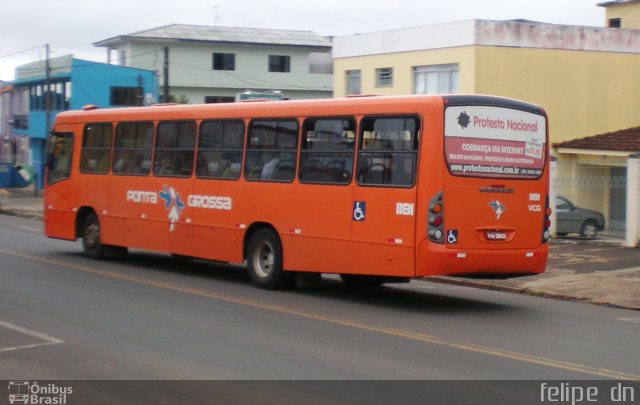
(0, 55, 157, 188)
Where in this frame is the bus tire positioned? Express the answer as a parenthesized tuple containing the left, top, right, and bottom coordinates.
(81, 212, 105, 259)
(246, 229, 291, 289)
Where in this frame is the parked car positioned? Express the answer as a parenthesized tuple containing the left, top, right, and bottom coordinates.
(556, 196, 605, 239)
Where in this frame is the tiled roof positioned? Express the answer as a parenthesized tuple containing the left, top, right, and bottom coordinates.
(95, 24, 331, 49)
(553, 126, 640, 152)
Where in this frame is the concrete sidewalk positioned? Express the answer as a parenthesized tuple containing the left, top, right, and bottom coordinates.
(1, 186, 639, 310)
(0, 186, 43, 220)
(434, 239, 640, 310)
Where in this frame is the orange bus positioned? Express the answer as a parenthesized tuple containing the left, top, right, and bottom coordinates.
(44, 95, 550, 289)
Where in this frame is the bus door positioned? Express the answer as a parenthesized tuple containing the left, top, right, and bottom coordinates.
(350, 116, 420, 277)
(441, 103, 548, 252)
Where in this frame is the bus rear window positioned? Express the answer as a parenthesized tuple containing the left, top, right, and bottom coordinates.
(444, 106, 546, 179)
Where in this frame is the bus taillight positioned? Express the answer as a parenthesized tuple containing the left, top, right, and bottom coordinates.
(542, 195, 551, 243)
(428, 192, 444, 243)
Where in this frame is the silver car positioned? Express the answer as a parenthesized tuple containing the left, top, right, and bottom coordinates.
(556, 196, 606, 239)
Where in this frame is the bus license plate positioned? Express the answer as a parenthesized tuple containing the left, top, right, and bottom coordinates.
(486, 231, 507, 240)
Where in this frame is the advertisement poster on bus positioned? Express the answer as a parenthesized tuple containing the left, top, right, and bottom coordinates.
(444, 106, 546, 179)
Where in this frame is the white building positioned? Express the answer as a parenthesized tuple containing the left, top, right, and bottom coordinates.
(94, 24, 333, 103)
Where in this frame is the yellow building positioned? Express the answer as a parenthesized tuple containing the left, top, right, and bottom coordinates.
(333, 18, 640, 244)
(334, 19, 640, 145)
(600, 0, 640, 27)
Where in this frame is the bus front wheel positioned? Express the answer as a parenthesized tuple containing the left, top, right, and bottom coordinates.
(246, 229, 292, 289)
(81, 212, 105, 259)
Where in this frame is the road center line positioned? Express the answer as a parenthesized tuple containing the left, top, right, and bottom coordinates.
(1, 247, 638, 380)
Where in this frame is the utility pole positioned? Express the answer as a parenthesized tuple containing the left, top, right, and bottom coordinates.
(163, 47, 169, 102)
(136, 75, 143, 106)
(44, 43, 51, 133)
(41, 43, 51, 195)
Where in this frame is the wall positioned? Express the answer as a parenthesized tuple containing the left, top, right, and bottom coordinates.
(474, 46, 640, 144)
(119, 41, 332, 103)
(333, 46, 476, 97)
(605, 1, 640, 28)
(70, 59, 156, 109)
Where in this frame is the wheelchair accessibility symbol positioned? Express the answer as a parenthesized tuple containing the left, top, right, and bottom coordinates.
(447, 230, 458, 244)
(353, 201, 366, 221)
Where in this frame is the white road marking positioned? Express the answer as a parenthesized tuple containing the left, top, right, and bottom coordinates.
(18, 226, 41, 233)
(618, 317, 640, 324)
(0, 320, 63, 353)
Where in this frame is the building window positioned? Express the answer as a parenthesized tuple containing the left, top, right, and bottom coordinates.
(346, 70, 361, 95)
(204, 96, 235, 104)
(269, 55, 291, 73)
(375, 67, 393, 87)
(609, 18, 621, 28)
(413, 63, 459, 94)
(212, 53, 235, 71)
(110, 87, 139, 106)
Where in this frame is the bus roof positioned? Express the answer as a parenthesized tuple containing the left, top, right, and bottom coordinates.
(53, 94, 545, 125)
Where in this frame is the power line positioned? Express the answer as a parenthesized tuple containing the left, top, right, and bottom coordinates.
(12, 49, 162, 74)
(0, 46, 39, 60)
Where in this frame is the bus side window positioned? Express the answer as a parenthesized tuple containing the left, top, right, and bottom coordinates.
(245, 119, 298, 182)
(356, 116, 419, 187)
(113, 122, 153, 176)
(197, 120, 244, 180)
(153, 121, 196, 177)
(80, 123, 112, 174)
(299, 117, 355, 185)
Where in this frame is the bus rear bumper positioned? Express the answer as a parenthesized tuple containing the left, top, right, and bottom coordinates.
(417, 244, 548, 278)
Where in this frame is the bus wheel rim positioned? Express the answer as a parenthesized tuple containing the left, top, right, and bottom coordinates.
(253, 241, 274, 278)
(85, 223, 99, 248)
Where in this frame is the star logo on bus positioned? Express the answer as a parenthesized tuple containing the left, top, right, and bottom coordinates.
(457, 111, 471, 129)
(159, 185, 184, 231)
(489, 200, 506, 220)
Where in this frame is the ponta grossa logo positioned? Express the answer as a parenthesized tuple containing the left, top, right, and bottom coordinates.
(159, 185, 185, 231)
(489, 200, 506, 220)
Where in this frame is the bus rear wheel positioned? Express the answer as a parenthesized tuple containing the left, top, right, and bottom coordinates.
(81, 212, 104, 259)
(246, 229, 292, 289)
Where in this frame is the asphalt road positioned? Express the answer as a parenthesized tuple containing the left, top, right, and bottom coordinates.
(1, 215, 639, 402)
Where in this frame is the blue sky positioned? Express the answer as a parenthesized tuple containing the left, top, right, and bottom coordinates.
(0, 0, 605, 81)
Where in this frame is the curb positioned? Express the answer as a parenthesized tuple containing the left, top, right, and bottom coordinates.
(0, 208, 43, 221)
(427, 276, 639, 311)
